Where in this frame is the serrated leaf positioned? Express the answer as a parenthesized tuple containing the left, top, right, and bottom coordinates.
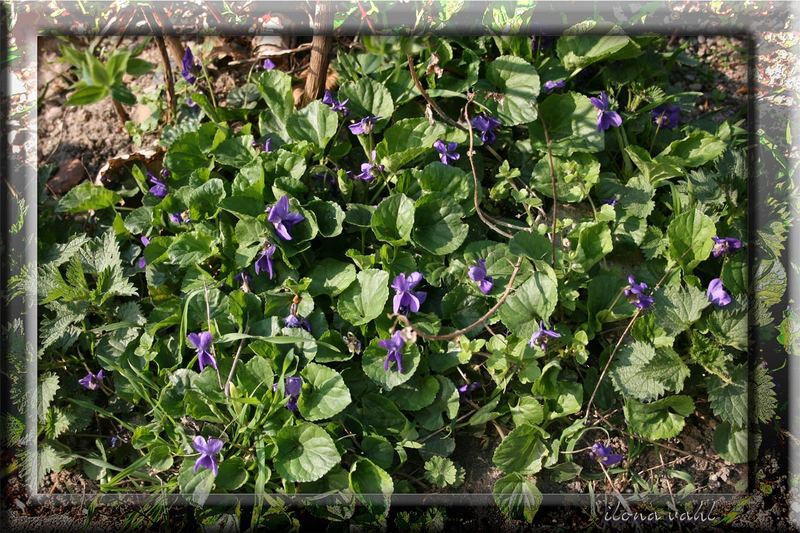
(653, 283, 711, 337)
(423, 456, 459, 488)
(752, 363, 777, 424)
(610, 341, 689, 401)
(707, 364, 747, 427)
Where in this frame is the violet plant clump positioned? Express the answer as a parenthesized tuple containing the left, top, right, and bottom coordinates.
(37, 30, 766, 527)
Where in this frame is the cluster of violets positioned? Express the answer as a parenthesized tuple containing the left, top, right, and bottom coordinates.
(95, 55, 735, 478)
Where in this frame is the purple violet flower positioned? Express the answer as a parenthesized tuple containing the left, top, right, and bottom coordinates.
(137, 236, 150, 269)
(160, 168, 170, 178)
(181, 47, 198, 84)
(528, 321, 561, 350)
(148, 171, 167, 199)
(273, 376, 303, 413)
(624, 274, 655, 310)
(322, 90, 350, 116)
(457, 381, 481, 400)
(433, 139, 460, 165)
(543, 79, 566, 92)
(284, 303, 311, 332)
(262, 58, 276, 70)
(351, 150, 384, 182)
(187, 331, 217, 372)
(192, 436, 223, 476)
(234, 271, 251, 292)
(168, 212, 190, 225)
(348, 115, 380, 135)
(470, 113, 502, 145)
(266, 195, 305, 241)
(391, 272, 427, 315)
(254, 244, 276, 279)
(589, 442, 624, 467)
(589, 91, 623, 132)
(378, 330, 406, 373)
(468, 259, 493, 294)
(186, 96, 197, 108)
(603, 197, 619, 207)
(707, 278, 732, 307)
(78, 369, 105, 391)
(651, 103, 680, 129)
(711, 236, 743, 258)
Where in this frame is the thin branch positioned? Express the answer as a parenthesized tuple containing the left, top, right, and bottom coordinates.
(398, 257, 523, 341)
(463, 97, 516, 239)
(406, 54, 503, 162)
(583, 260, 684, 420)
(154, 35, 176, 122)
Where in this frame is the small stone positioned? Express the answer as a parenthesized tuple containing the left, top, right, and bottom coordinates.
(48, 158, 86, 195)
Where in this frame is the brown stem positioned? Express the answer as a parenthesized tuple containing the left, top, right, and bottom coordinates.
(463, 97, 516, 239)
(154, 35, 176, 122)
(407, 54, 503, 163)
(398, 257, 523, 342)
(224, 327, 248, 397)
(111, 98, 129, 127)
(302, 1, 332, 106)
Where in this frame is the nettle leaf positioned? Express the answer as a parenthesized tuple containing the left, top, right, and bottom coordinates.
(349, 458, 393, 517)
(308, 259, 357, 297)
(337, 268, 390, 326)
(653, 283, 711, 337)
(371, 193, 415, 245)
(610, 341, 689, 401)
(411, 193, 468, 255)
(707, 364, 747, 427)
(557, 22, 640, 70)
(493, 473, 543, 523)
(704, 305, 747, 351)
(492, 424, 548, 475)
(530, 152, 599, 203)
(362, 340, 421, 390)
(753, 362, 778, 424)
(713, 422, 748, 464)
(529, 92, 604, 155)
(286, 100, 338, 151)
(499, 271, 558, 338)
(338, 77, 395, 123)
(274, 422, 341, 483)
(689, 331, 734, 379)
(624, 395, 695, 440)
(297, 362, 352, 421)
(667, 208, 715, 272)
(658, 129, 727, 168)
